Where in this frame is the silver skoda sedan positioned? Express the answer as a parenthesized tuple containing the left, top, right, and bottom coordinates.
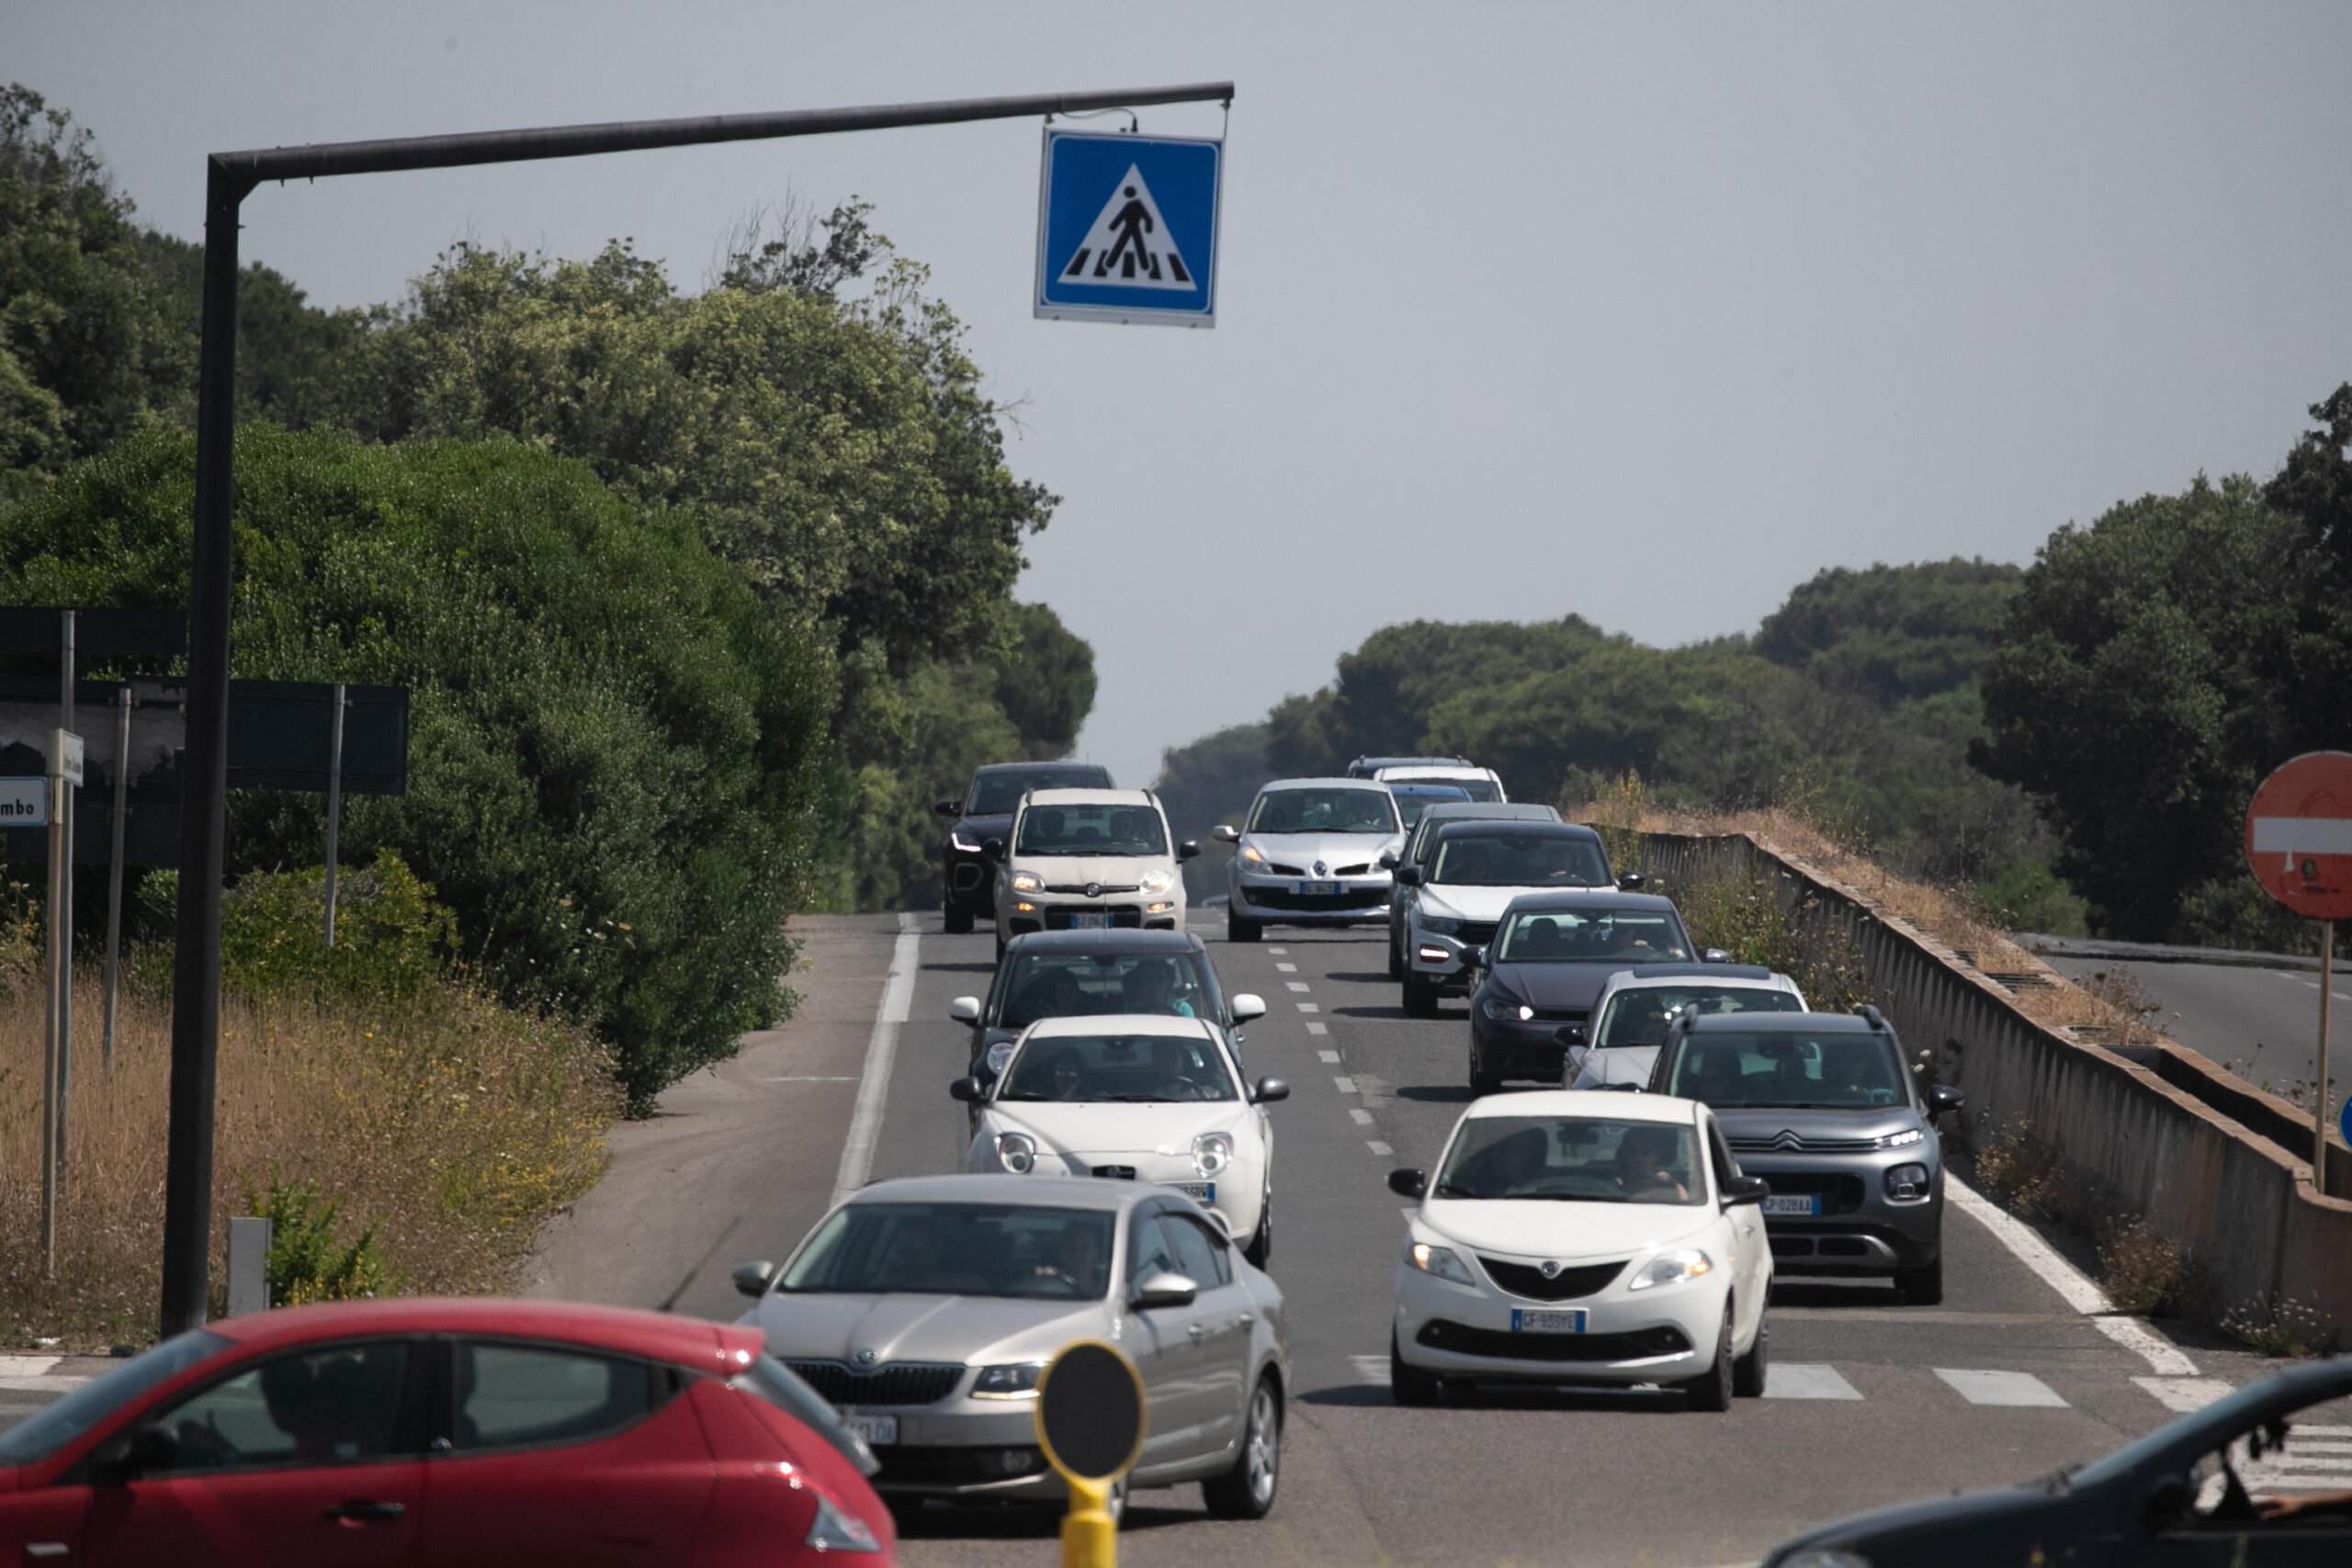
(733, 1174, 1289, 1522)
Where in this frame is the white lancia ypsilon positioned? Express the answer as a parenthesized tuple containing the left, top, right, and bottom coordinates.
(1388, 1090, 1773, 1412)
(954, 1015, 1289, 1267)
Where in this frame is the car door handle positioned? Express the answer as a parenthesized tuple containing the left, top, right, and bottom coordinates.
(26, 1546, 68, 1560)
(1238, 1313, 1253, 1326)
(322, 1500, 407, 1522)
(1187, 1323, 1205, 1339)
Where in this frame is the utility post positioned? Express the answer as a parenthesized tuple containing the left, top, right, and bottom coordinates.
(103, 684, 133, 1071)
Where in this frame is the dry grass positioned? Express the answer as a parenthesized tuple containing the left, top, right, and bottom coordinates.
(1, 962, 619, 1350)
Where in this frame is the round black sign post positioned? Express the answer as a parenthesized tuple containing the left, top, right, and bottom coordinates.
(1034, 1339, 1146, 1567)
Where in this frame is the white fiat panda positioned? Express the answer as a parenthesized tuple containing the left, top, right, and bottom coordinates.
(991, 788, 1196, 957)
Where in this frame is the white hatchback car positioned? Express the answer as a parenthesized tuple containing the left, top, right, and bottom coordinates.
(992, 788, 1195, 957)
(1388, 1090, 1772, 1411)
(1569, 964, 1808, 1089)
(1374, 762, 1508, 804)
(954, 1014, 1289, 1266)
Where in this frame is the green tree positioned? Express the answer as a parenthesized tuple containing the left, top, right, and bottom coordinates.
(1755, 558, 2022, 705)
(992, 602, 1097, 758)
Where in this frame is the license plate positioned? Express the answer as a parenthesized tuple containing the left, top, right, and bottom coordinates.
(1161, 1181, 1215, 1202)
(1761, 1194, 1820, 1216)
(1296, 881, 1340, 896)
(842, 1412, 898, 1446)
(1510, 1308, 1586, 1334)
(1066, 911, 1108, 930)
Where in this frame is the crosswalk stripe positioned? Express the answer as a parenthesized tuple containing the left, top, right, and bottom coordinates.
(2134, 1377, 2234, 1413)
(1935, 1368, 2068, 1407)
(1351, 1354, 1389, 1385)
(1762, 1362, 1862, 1400)
(0, 1376, 87, 1393)
(0, 1357, 61, 1377)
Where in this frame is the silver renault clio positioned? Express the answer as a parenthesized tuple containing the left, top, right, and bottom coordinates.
(1215, 777, 1405, 942)
(734, 1174, 1289, 1521)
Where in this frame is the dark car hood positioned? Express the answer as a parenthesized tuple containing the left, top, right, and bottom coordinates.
(1770, 1480, 2078, 1565)
(1713, 1104, 1923, 1143)
(953, 812, 1014, 843)
(1485, 963, 1630, 1011)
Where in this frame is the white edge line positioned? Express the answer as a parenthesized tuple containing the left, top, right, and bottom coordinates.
(831, 913, 920, 1207)
(1949, 1174, 2199, 1376)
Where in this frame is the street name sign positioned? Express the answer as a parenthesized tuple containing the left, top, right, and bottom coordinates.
(1036, 129, 1222, 327)
(2245, 750, 2352, 922)
(0, 778, 44, 825)
(50, 729, 82, 786)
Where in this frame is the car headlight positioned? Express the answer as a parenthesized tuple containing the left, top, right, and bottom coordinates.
(951, 832, 981, 852)
(1877, 1127, 1925, 1149)
(1139, 870, 1174, 895)
(1192, 1132, 1235, 1178)
(1011, 870, 1042, 894)
(994, 1132, 1037, 1174)
(1884, 1162, 1931, 1201)
(1776, 1552, 1872, 1568)
(981, 1041, 1015, 1077)
(1419, 914, 1463, 935)
(970, 1362, 1046, 1399)
(804, 1493, 882, 1553)
(1407, 1240, 1476, 1287)
(1626, 1248, 1713, 1291)
(1238, 844, 1268, 867)
(1479, 997, 1534, 1022)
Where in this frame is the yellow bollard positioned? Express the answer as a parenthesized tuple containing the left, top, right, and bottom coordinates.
(1035, 1338, 1146, 1568)
(1060, 1473, 1117, 1568)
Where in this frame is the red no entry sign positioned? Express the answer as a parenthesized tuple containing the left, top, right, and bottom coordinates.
(2245, 750, 2352, 922)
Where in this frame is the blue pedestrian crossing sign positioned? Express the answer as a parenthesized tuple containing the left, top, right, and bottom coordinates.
(1035, 129, 1222, 328)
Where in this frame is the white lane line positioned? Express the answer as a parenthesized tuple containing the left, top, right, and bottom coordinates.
(1276, 962, 1298, 973)
(0, 1358, 60, 1378)
(1935, 1369, 2068, 1407)
(1285, 981, 1312, 993)
(830, 913, 920, 1208)
(1317, 1050, 1341, 1064)
(2136, 1378, 2236, 1413)
(1367, 1140, 1392, 1156)
(1762, 1363, 1861, 1401)
(1333, 1076, 1358, 1094)
(1350, 1108, 1374, 1125)
(1306, 1021, 1329, 1036)
(1297, 1002, 1320, 1013)
(1351, 1354, 1388, 1385)
(756, 1075, 862, 1082)
(1949, 1174, 2200, 1377)
(1399, 1207, 1415, 1220)
(1268, 947, 1288, 955)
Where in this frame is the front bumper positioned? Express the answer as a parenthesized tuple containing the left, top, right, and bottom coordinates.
(998, 898, 1184, 938)
(1228, 872, 1391, 925)
(1392, 1251, 1725, 1386)
(857, 1400, 1064, 1500)
(965, 1146, 1264, 1244)
(1468, 1007, 1588, 1082)
(1406, 922, 1496, 991)
(1736, 1153, 1942, 1272)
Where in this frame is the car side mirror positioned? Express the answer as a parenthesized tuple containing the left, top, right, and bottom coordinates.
(949, 1077, 982, 1103)
(1565, 1045, 1589, 1077)
(1616, 872, 1646, 890)
(1178, 840, 1201, 862)
(1721, 1175, 1770, 1207)
(934, 798, 963, 818)
(1555, 1023, 1587, 1048)
(1460, 946, 1486, 971)
(1251, 1076, 1291, 1104)
(1230, 993, 1266, 1024)
(1132, 1270, 1198, 1311)
(948, 996, 980, 1025)
(91, 1423, 177, 1484)
(982, 838, 1004, 858)
(1387, 1168, 1428, 1200)
(1213, 825, 1240, 843)
(1702, 948, 1731, 964)
(1928, 1084, 1965, 1119)
(1393, 865, 1422, 886)
(731, 1259, 778, 1298)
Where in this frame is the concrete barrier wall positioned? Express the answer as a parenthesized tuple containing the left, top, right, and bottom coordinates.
(1633, 830, 2352, 1330)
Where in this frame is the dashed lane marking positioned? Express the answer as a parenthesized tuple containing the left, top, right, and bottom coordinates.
(1285, 981, 1312, 993)
(1350, 1108, 1374, 1125)
(2135, 1377, 2235, 1413)
(1298, 1002, 1320, 1013)
(1276, 962, 1298, 973)
(1334, 1076, 1358, 1093)
(1351, 1354, 1389, 1385)
(1317, 1050, 1341, 1064)
(1306, 1021, 1330, 1036)
(1268, 947, 1288, 955)
(1761, 1363, 1861, 1401)
(1936, 1368, 2068, 1407)
(1367, 1140, 1392, 1156)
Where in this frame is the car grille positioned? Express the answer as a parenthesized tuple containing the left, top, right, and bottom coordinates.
(1091, 1165, 1137, 1179)
(1261, 862, 1306, 877)
(1044, 883, 1139, 896)
(1477, 1257, 1626, 1301)
(1415, 1319, 1690, 1362)
(1728, 1132, 1883, 1155)
(1251, 888, 1386, 912)
(1747, 1170, 1867, 1214)
(1454, 921, 1498, 947)
(786, 1360, 966, 1407)
(1333, 862, 1374, 876)
(1041, 906, 1143, 930)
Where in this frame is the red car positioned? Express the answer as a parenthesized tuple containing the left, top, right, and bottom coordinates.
(0, 1297, 895, 1566)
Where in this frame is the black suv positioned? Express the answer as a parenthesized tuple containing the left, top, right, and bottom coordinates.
(935, 761, 1113, 933)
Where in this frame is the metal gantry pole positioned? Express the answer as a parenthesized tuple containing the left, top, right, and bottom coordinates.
(40, 760, 62, 1277)
(2318, 919, 2335, 1195)
(322, 684, 345, 947)
(55, 612, 74, 1165)
(103, 685, 132, 1072)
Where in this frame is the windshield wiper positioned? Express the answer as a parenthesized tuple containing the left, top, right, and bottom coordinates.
(997, 1091, 1054, 1100)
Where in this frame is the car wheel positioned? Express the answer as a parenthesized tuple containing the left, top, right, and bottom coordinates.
(1228, 911, 1261, 942)
(1386, 928, 1404, 980)
(1679, 1305, 1734, 1412)
(1244, 1190, 1272, 1269)
(944, 904, 974, 935)
(1733, 1303, 1769, 1398)
(1467, 1034, 1502, 1096)
(1390, 1330, 1440, 1407)
(1402, 977, 1440, 1019)
(1894, 1254, 1943, 1305)
(1203, 1375, 1282, 1519)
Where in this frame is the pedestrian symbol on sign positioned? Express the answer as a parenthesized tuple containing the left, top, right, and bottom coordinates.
(1058, 167, 1195, 290)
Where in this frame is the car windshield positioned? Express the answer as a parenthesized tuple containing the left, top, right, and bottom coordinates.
(1496, 908, 1690, 963)
(1595, 986, 1803, 1047)
(992, 951, 1218, 1028)
(1390, 772, 1500, 802)
(0, 1329, 229, 1465)
(1433, 1115, 1703, 1205)
(1433, 833, 1609, 888)
(1391, 787, 1471, 829)
(778, 1202, 1118, 1301)
(1664, 1032, 1909, 1109)
(1015, 802, 1166, 856)
(1000, 1032, 1238, 1103)
(1248, 788, 1398, 835)
(968, 769, 1108, 816)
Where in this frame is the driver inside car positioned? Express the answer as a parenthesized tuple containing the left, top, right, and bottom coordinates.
(1121, 958, 1197, 1018)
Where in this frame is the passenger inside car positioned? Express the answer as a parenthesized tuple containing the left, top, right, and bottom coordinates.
(1122, 957, 1198, 1017)
(1614, 1126, 1694, 1203)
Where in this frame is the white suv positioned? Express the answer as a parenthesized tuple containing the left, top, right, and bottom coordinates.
(1374, 763, 1508, 804)
(992, 788, 1195, 957)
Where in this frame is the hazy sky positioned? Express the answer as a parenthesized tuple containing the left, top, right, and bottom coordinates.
(15, 2, 2352, 787)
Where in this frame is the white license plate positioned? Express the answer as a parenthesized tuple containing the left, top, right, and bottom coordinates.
(1066, 911, 1108, 930)
(1510, 1308, 1587, 1334)
(1761, 1194, 1820, 1216)
(1296, 881, 1340, 896)
(1161, 1181, 1215, 1202)
(842, 1412, 898, 1446)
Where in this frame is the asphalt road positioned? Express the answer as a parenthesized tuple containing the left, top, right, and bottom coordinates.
(5, 910, 2330, 1566)
(2036, 949, 2349, 1099)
